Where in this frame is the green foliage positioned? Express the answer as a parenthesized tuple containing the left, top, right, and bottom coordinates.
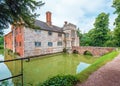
(0, 36, 3, 45)
(73, 50, 78, 54)
(0, 49, 4, 54)
(0, 45, 3, 49)
(112, 0, 120, 14)
(0, 36, 4, 49)
(77, 28, 82, 38)
(80, 12, 113, 47)
(90, 13, 110, 46)
(0, 0, 44, 34)
(104, 31, 117, 47)
(80, 33, 92, 46)
(77, 51, 119, 83)
(84, 51, 93, 56)
(77, 28, 82, 42)
(1, 80, 9, 86)
(63, 48, 67, 53)
(113, 20, 120, 46)
(39, 75, 78, 86)
(112, 0, 120, 46)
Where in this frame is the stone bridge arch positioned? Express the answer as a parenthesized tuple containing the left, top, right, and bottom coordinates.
(72, 46, 115, 57)
(83, 50, 93, 56)
(73, 49, 79, 53)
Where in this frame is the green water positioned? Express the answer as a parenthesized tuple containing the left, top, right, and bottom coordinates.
(23, 53, 97, 85)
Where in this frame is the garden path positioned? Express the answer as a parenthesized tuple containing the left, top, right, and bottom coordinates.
(76, 54, 120, 86)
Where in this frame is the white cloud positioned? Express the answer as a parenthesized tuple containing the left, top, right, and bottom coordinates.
(37, 0, 116, 33)
(4, 0, 116, 34)
(109, 14, 117, 31)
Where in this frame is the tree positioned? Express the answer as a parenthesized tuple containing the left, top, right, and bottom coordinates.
(77, 28, 82, 39)
(112, 0, 120, 46)
(0, 0, 44, 34)
(90, 12, 110, 47)
(80, 33, 91, 46)
(104, 31, 117, 47)
(77, 28, 82, 45)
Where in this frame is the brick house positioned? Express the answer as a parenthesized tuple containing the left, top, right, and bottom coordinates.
(4, 11, 79, 57)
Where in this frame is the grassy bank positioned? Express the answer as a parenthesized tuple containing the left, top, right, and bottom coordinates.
(77, 51, 119, 83)
(0, 49, 4, 54)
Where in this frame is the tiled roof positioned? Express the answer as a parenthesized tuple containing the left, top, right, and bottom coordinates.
(35, 20, 63, 33)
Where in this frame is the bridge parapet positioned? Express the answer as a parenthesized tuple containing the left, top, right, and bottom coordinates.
(72, 46, 116, 57)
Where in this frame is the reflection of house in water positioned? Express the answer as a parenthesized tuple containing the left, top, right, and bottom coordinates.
(4, 11, 79, 57)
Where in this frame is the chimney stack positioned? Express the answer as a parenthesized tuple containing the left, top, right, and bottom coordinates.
(64, 21, 68, 25)
(46, 11, 52, 26)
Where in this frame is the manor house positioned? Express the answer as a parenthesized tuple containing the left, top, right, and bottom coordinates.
(4, 11, 79, 57)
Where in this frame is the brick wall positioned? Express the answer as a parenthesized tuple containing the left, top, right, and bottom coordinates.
(15, 26, 24, 57)
(4, 32, 13, 50)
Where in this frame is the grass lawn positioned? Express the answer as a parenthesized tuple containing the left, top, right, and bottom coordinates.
(77, 51, 119, 83)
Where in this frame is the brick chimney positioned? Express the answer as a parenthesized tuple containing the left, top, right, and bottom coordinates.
(64, 21, 68, 25)
(46, 11, 52, 26)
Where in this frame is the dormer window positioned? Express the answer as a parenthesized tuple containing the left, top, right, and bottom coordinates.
(48, 31, 52, 35)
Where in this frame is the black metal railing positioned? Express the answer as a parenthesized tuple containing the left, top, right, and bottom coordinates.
(0, 58, 24, 86)
(0, 52, 62, 86)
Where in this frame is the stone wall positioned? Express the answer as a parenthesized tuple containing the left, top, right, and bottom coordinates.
(72, 46, 115, 57)
(24, 28, 65, 57)
(63, 23, 79, 49)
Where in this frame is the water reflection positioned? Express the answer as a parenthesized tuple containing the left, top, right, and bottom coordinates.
(76, 62, 90, 74)
(3, 53, 97, 85)
(0, 54, 13, 86)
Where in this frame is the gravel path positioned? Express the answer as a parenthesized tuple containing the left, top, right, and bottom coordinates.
(76, 54, 120, 86)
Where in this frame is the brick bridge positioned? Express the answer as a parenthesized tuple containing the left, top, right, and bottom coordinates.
(72, 46, 116, 57)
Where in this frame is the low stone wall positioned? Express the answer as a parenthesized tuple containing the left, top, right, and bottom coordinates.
(72, 46, 116, 57)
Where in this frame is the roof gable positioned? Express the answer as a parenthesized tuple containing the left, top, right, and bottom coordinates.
(35, 20, 63, 33)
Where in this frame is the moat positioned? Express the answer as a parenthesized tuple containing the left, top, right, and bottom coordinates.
(0, 53, 98, 85)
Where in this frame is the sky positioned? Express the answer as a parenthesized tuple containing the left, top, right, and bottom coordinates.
(4, 0, 117, 34)
(37, 0, 117, 33)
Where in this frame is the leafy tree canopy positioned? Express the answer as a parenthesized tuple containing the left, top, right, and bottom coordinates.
(0, 0, 44, 34)
(90, 12, 110, 46)
(112, 0, 120, 14)
(80, 12, 110, 47)
(112, 0, 120, 46)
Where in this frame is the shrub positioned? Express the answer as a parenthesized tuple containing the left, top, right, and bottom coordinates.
(8, 49, 13, 54)
(73, 50, 78, 54)
(0, 45, 3, 49)
(39, 75, 78, 86)
(84, 51, 93, 56)
(63, 48, 67, 53)
(14, 52, 20, 56)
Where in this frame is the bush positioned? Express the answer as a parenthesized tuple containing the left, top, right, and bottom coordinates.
(63, 48, 67, 53)
(0, 45, 3, 49)
(39, 75, 78, 86)
(14, 52, 20, 56)
(73, 50, 78, 54)
(84, 51, 93, 56)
